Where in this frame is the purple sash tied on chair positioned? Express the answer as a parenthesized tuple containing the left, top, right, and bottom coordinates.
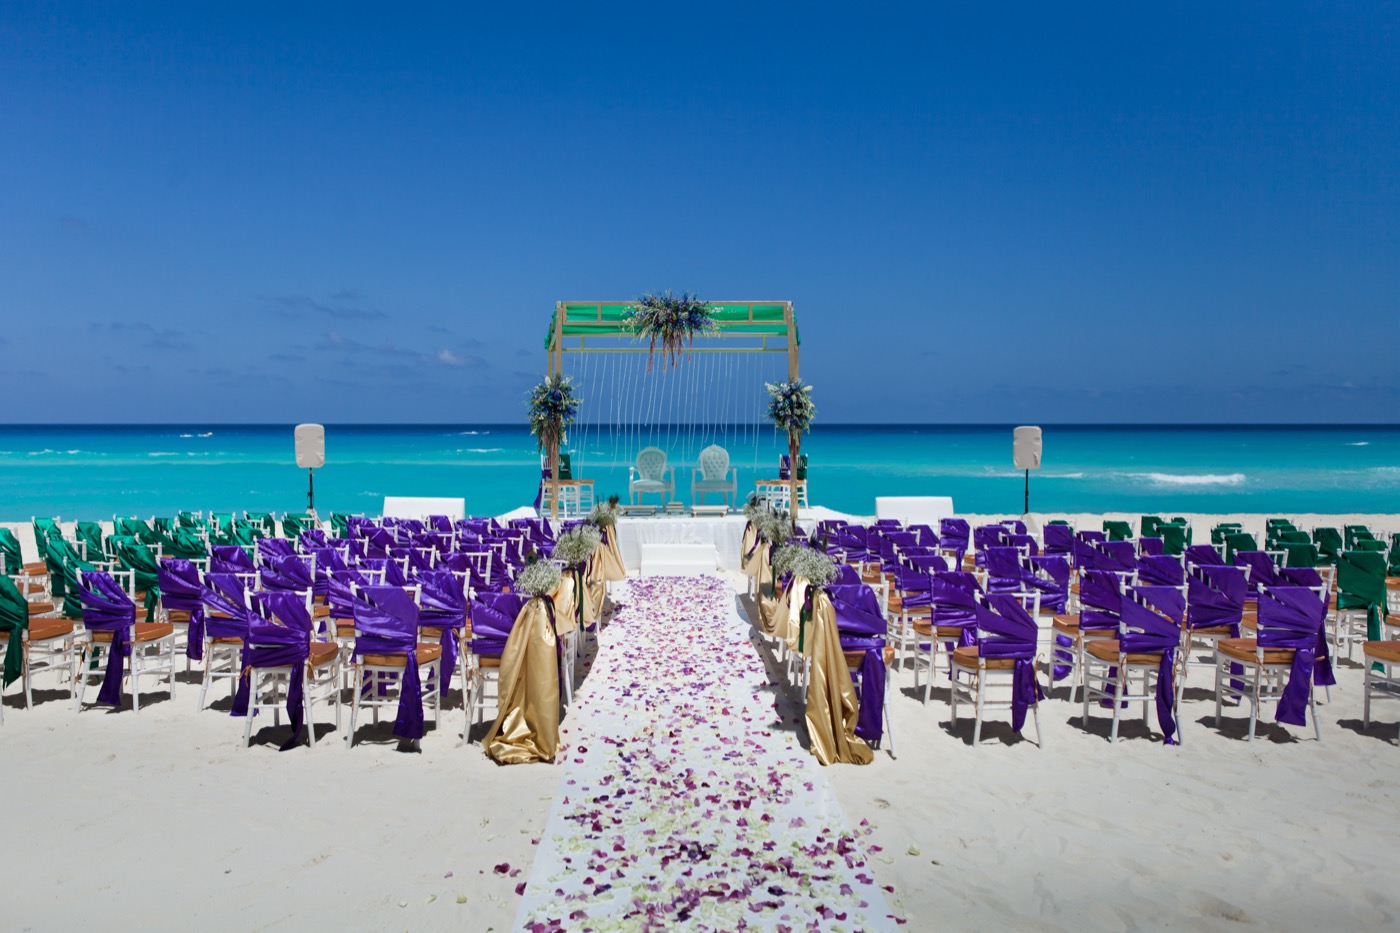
(1054, 570, 1121, 681)
(158, 558, 208, 660)
(470, 592, 529, 657)
(260, 555, 313, 592)
(1137, 554, 1185, 587)
(204, 574, 257, 716)
(829, 583, 887, 744)
(984, 546, 1023, 595)
(247, 591, 314, 751)
(1257, 586, 1330, 726)
(210, 544, 254, 575)
(1139, 536, 1165, 556)
(1028, 555, 1070, 615)
(352, 586, 425, 740)
(1275, 568, 1336, 687)
(418, 570, 467, 697)
(74, 571, 137, 707)
(1184, 544, 1223, 568)
(974, 594, 1042, 732)
(1120, 585, 1186, 745)
(1043, 523, 1074, 556)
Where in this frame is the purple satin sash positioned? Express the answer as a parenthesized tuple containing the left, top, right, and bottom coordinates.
(470, 592, 528, 656)
(975, 594, 1042, 732)
(1043, 523, 1074, 555)
(939, 518, 970, 553)
(248, 591, 314, 750)
(1028, 554, 1070, 615)
(158, 559, 208, 661)
(827, 584, 887, 744)
(203, 575, 256, 716)
(210, 544, 254, 575)
(1138, 536, 1165, 556)
(984, 546, 1023, 594)
(1184, 544, 1223, 567)
(352, 586, 425, 740)
(1258, 586, 1331, 725)
(1119, 586, 1185, 745)
(260, 554, 313, 592)
(75, 572, 137, 707)
(418, 570, 467, 696)
(1137, 554, 1184, 587)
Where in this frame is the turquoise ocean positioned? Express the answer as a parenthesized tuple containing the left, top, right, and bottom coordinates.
(0, 424, 1396, 522)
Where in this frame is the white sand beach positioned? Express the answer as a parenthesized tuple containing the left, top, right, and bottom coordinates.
(2, 512, 1398, 931)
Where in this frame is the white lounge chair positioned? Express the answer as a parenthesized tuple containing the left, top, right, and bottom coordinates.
(628, 447, 675, 506)
(690, 444, 738, 508)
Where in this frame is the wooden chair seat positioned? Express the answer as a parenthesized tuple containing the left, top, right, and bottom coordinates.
(361, 644, 443, 667)
(28, 601, 57, 616)
(26, 618, 74, 641)
(21, 580, 46, 595)
(308, 642, 339, 667)
(950, 645, 1017, 671)
(1362, 641, 1400, 664)
(1188, 624, 1235, 636)
(475, 655, 502, 669)
(92, 622, 175, 643)
(1217, 638, 1295, 665)
(844, 646, 896, 668)
(22, 562, 48, 576)
(165, 609, 192, 624)
(209, 636, 243, 645)
(312, 604, 331, 619)
(1084, 639, 1164, 665)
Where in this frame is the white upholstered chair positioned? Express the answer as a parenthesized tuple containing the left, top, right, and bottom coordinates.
(690, 445, 738, 507)
(628, 447, 675, 505)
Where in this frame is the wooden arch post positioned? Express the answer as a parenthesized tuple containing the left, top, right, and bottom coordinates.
(784, 302, 801, 522)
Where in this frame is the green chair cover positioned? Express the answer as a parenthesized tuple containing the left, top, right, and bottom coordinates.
(0, 575, 29, 687)
(245, 512, 276, 534)
(177, 511, 201, 528)
(1338, 549, 1389, 646)
(0, 528, 22, 576)
(76, 521, 105, 562)
(112, 538, 161, 614)
(1103, 520, 1133, 542)
(153, 517, 175, 534)
(282, 513, 312, 539)
(1211, 523, 1243, 546)
(1354, 539, 1387, 553)
(211, 512, 234, 532)
(43, 537, 88, 615)
(1276, 529, 1310, 545)
(1159, 523, 1190, 556)
(166, 527, 207, 561)
(1280, 542, 1320, 568)
(1140, 515, 1165, 539)
(229, 520, 262, 547)
(330, 513, 352, 538)
(1389, 534, 1400, 577)
(1345, 525, 1377, 549)
(32, 519, 60, 563)
(1313, 527, 1344, 565)
(1223, 532, 1257, 564)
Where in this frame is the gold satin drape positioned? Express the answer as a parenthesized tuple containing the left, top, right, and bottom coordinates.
(484, 592, 562, 764)
(596, 529, 627, 582)
(803, 589, 873, 766)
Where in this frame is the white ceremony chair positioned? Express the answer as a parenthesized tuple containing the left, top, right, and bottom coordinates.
(628, 446, 675, 506)
(691, 444, 738, 508)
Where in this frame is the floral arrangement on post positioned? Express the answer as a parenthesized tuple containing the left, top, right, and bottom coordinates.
(765, 379, 816, 520)
(513, 557, 562, 597)
(770, 542, 837, 650)
(527, 373, 582, 520)
(552, 524, 602, 569)
(625, 291, 715, 371)
(587, 494, 620, 530)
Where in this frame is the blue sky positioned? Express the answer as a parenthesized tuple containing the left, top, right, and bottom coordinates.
(2, 2, 1395, 424)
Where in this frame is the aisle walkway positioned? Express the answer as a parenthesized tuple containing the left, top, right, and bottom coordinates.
(517, 575, 897, 932)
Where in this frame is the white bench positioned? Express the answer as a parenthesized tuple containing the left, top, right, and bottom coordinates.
(639, 543, 719, 577)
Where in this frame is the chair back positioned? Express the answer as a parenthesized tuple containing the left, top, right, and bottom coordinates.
(419, 570, 468, 629)
(1043, 522, 1073, 556)
(260, 555, 313, 592)
(1256, 586, 1327, 649)
(1137, 554, 1184, 587)
(931, 571, 981, 629)
(697, 445, 730, 481)
(1028, 554, 1070, 613)
(1184, 543, 1223, 567)
(469, 591, 529, 655)
(1186, 564, 1246, 630)
(250, 590, 314, 642)
(975, 593, 1037, 658)
(1337, 549, 1387, 611)
(939, 518, 970, 552)
(351, 585, 420, 653)
(827, 584, 885, 637)
(984, 546, 1024, 593)
(157, 559, 205, 612)
(1103, 520, 1133, 541)
(203, 573, 256, 639)
(635, 446, 667, 481)
(210, 544, 255, 574)
(1079, 569, 1123, 631)
(1120, 585, 1185, 651)
(0, 528, 21, 576)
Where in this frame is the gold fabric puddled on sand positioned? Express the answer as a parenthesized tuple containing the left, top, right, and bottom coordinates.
(802, 587, 873, 766)
(484, 589, 563, 764)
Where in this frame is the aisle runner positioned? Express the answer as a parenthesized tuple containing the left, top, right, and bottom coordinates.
(517, 575, 897, 932)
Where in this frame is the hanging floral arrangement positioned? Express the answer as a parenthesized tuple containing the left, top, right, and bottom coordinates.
(527, 373, 582, 452)
(765, 379, 816, 437)
(625, 291, 716, 371)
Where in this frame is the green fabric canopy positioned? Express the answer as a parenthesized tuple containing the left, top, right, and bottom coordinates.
(544, 302, 799, 349)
